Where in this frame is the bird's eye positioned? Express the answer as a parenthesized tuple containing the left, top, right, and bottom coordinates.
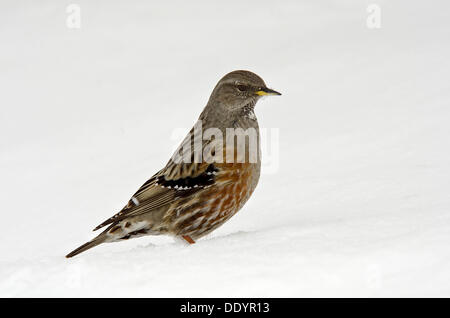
(236, 85, 247, 92)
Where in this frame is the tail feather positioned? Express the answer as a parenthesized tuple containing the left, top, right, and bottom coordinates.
(66, 223, 118, 258)
(66, 239, 103, 258)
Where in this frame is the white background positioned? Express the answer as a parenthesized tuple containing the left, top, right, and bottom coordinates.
(1, 0, 450, 296)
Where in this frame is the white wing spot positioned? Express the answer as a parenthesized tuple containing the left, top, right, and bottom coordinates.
(131, 197, 139, 206)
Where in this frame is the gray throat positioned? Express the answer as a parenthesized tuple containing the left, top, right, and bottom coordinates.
(242, 103, 257, 121)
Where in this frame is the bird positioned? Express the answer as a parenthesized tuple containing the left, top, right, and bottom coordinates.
(66, 70, 281, 258)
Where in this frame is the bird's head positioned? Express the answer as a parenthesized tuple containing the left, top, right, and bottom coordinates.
(208, 70, 281, 111)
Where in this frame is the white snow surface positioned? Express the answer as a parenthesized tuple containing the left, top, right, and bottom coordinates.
(1, 0, 450, 297)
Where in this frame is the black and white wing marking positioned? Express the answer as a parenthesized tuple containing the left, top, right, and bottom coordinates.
(93, 163, 219, 231)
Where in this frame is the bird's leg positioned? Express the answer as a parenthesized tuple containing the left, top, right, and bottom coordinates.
(182, 235, 196, 244)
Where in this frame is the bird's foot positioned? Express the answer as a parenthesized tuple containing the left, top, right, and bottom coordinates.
(182, 235, 196, 244)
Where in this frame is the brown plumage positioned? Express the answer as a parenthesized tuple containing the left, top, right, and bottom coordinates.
(66, 70, 281, 258)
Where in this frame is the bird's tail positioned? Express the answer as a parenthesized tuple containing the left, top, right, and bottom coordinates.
(66, 240, 102, 258)
(66, 230, 109, 258)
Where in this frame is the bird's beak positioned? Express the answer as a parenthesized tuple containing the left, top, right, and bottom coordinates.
(255, 87, 282, 96)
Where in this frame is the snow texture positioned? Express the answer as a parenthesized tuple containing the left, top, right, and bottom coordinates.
(1, 0, 450, 297)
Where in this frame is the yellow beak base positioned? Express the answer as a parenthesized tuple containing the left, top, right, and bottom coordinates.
(255, 88, 282, 96)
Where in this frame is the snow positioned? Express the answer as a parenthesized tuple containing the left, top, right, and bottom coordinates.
(1, 0, 450, 297)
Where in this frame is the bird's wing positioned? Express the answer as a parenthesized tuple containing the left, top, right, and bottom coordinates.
(93, 162, 218, 231)
(93, 126, 222, 231)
